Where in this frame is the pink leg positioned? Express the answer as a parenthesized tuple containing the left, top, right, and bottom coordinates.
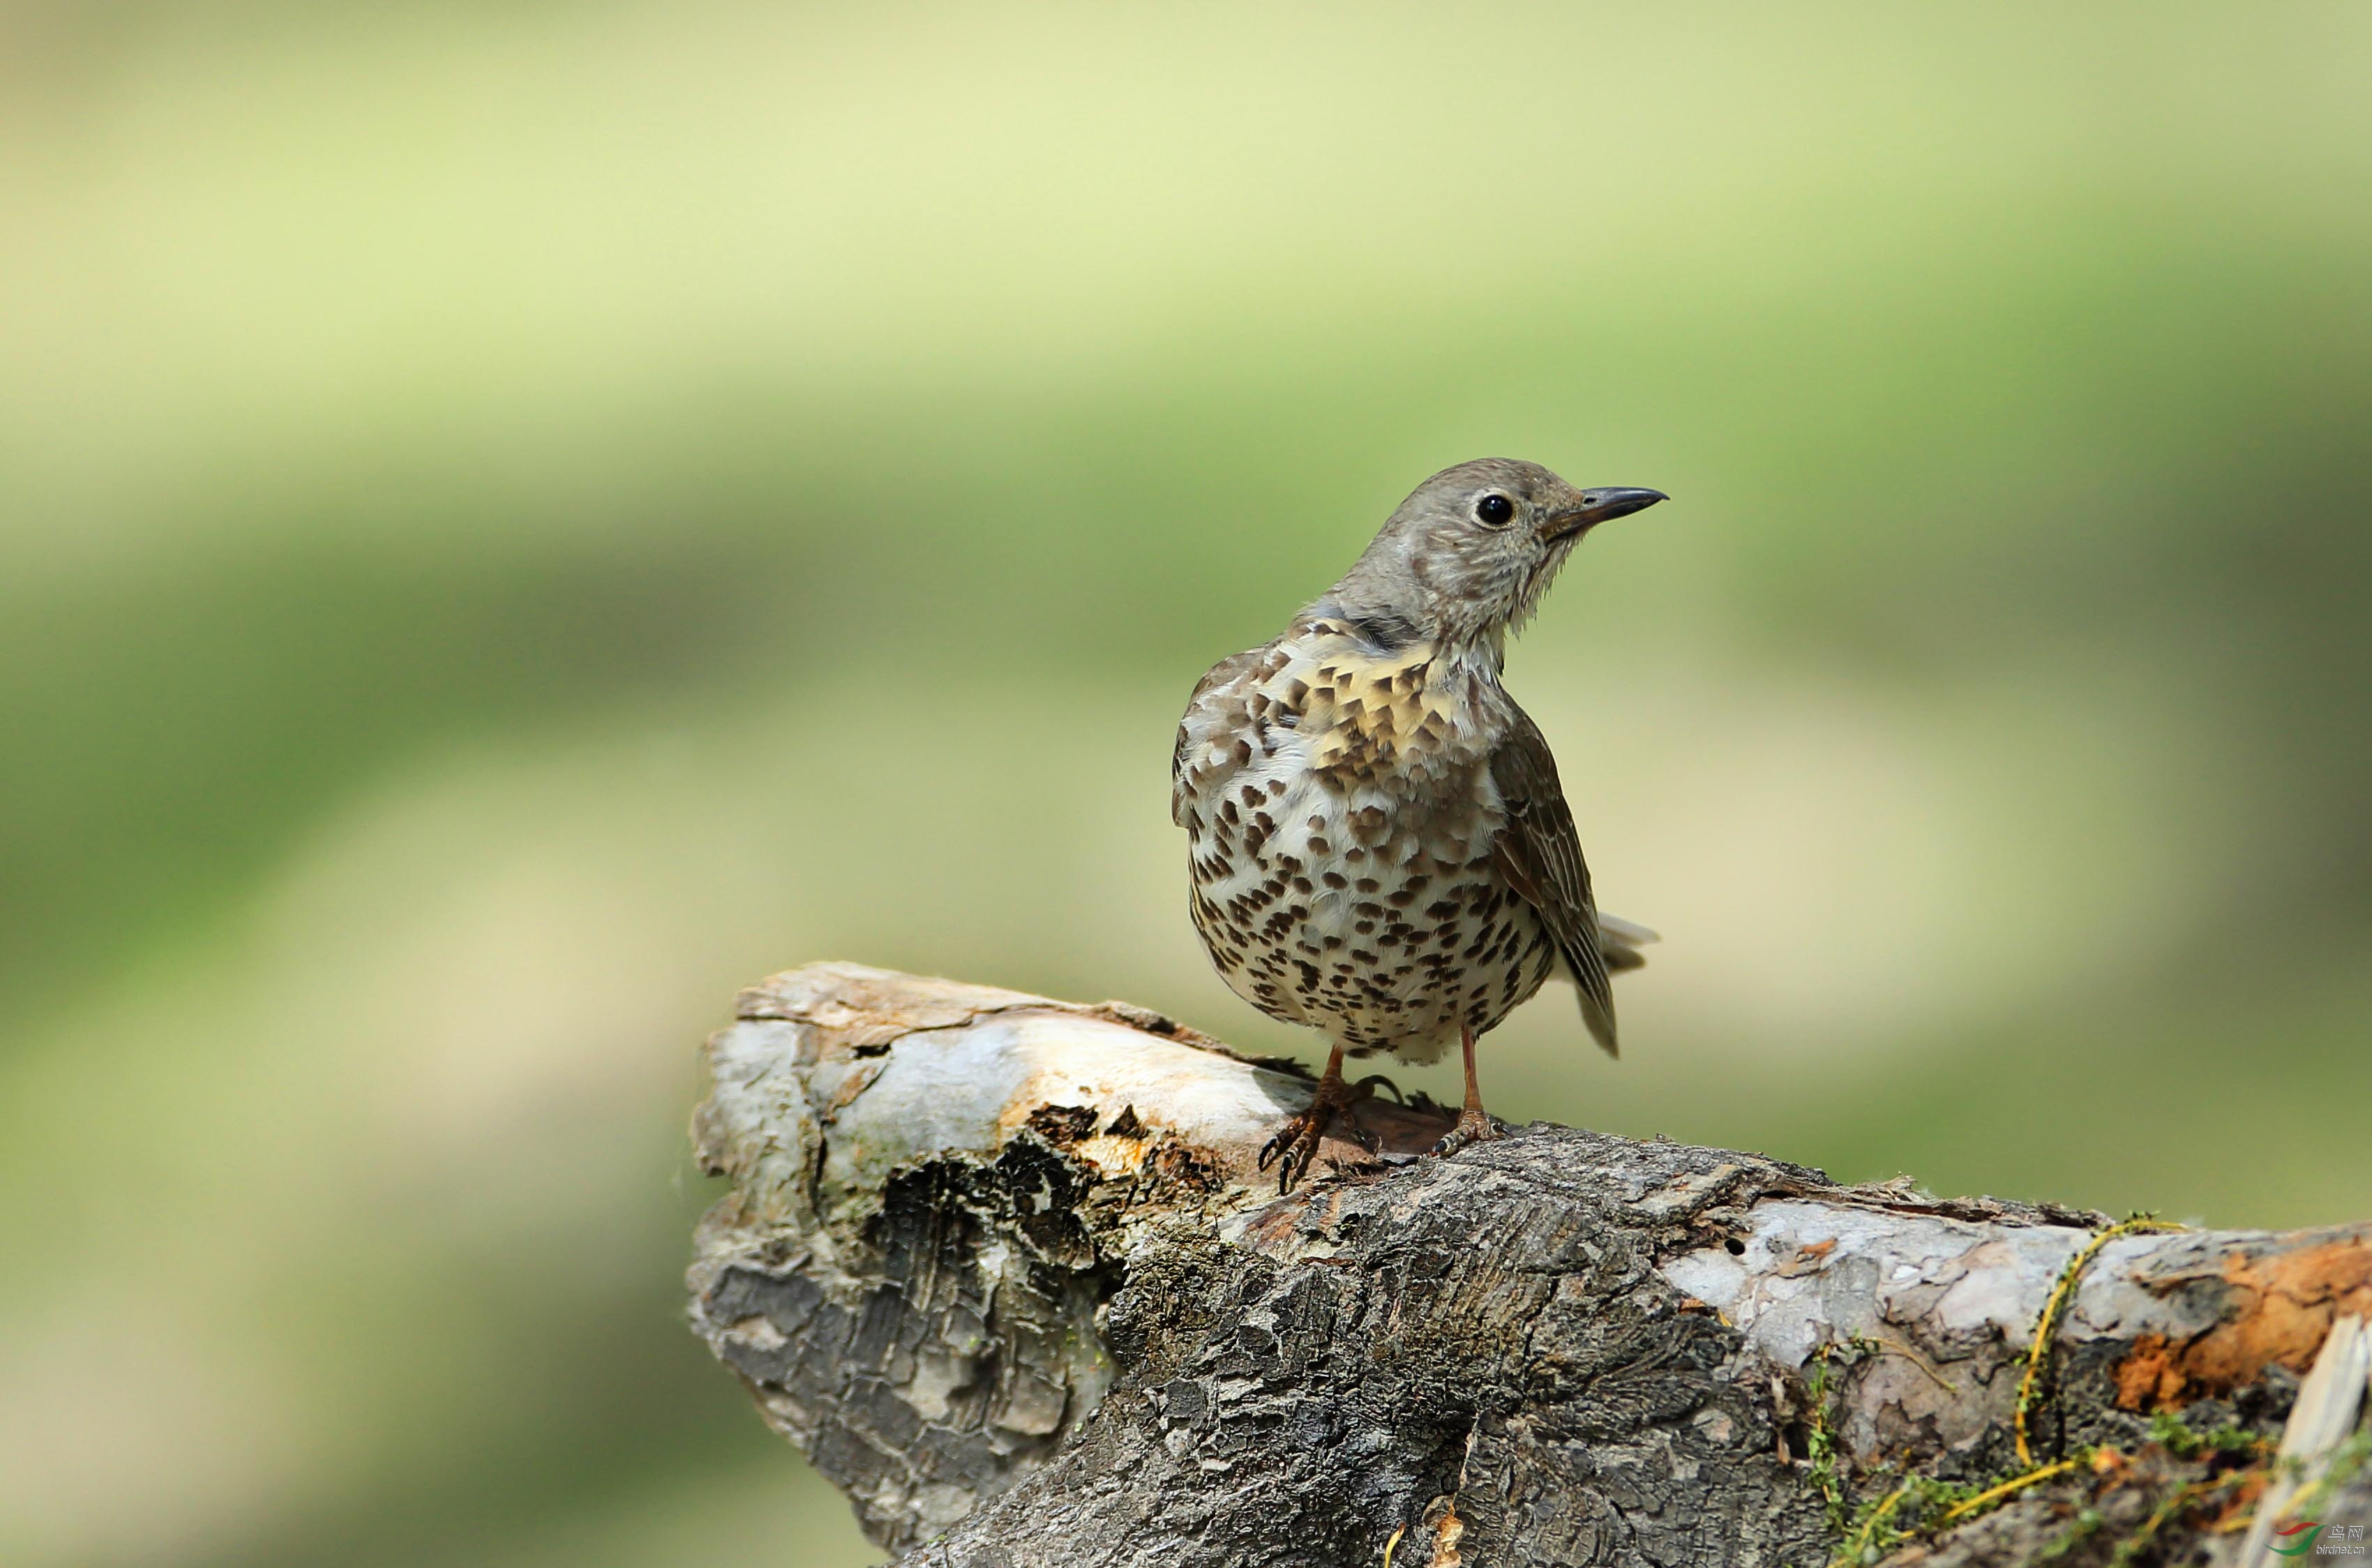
(1432, 1020, 1499, 1155)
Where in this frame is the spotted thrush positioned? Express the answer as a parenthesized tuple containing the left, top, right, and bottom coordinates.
(1172, 458, 1665, 1189)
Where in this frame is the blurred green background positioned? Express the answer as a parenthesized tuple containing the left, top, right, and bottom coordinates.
(3, 3, 2369, 1564)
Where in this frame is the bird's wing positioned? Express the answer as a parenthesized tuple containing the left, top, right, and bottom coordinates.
(1488, 709, 1621, 1057)
(1171, 644, 1272, 827)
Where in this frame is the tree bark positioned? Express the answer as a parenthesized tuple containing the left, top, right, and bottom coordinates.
(686, 964, 2372, 1567)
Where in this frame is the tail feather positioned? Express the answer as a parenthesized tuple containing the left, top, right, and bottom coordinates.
(1578, 912, 1657, 1057)
(1596, 912, 1658, 975)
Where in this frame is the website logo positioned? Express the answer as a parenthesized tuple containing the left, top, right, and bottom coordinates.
(2272, 1521, 2327, 1558)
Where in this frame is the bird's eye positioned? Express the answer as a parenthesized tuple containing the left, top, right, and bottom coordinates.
(1475, 494, 1515, 527)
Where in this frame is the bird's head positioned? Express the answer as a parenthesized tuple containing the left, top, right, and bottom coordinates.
(1321, 458, 1667, 657)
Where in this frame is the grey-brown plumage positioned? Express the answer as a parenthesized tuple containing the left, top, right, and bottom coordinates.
(1172, 458, 1665, 1185)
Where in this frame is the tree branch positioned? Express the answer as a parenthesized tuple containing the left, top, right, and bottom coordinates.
(686, 964, 2372, 1567)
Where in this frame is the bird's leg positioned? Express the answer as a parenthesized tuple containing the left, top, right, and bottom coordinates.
(1432, 1020, 1500, 1156)
(1258, 1044, 1374, 1193)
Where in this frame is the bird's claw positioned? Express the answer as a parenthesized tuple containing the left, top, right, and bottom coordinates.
(1259, 1110, 1328, 1193)
(1431, 1108, 1501, 1158)
(1259, 1074, 1376, 1193)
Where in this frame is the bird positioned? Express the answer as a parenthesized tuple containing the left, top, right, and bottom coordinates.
(1171, 458, 1665, 1190)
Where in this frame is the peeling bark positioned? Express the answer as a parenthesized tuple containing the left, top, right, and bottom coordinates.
(686, 965, 2372, 1567)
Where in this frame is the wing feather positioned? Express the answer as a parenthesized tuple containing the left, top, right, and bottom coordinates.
(1489, 709, 1621, 1057)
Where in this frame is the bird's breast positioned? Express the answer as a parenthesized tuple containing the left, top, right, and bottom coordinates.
(1177, 628, 1549, 1057)
(1275, 630, 1487, 795)
(1176, 626, 1503, 862)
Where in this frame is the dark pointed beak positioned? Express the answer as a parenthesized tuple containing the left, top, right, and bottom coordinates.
(1544, 486, 1668, 541)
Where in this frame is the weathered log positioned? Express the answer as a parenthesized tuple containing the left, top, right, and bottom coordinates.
(686, 964, 2372, 1567)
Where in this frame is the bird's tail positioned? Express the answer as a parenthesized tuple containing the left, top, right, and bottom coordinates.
(1596, 912, 1658, 974)
(1562, 914, 1656, 1057)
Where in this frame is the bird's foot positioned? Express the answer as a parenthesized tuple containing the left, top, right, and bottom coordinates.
(1259, 1073, 1376, 1193)
(1431, 1107, 1501, 1158)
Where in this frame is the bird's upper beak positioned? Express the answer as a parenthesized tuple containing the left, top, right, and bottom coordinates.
(1543, 486, 1669, 541)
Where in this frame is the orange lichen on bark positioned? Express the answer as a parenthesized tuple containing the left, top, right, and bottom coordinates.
(2115, 1235, 2372, 1409)
(2116, 1334, 2186, 1410)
